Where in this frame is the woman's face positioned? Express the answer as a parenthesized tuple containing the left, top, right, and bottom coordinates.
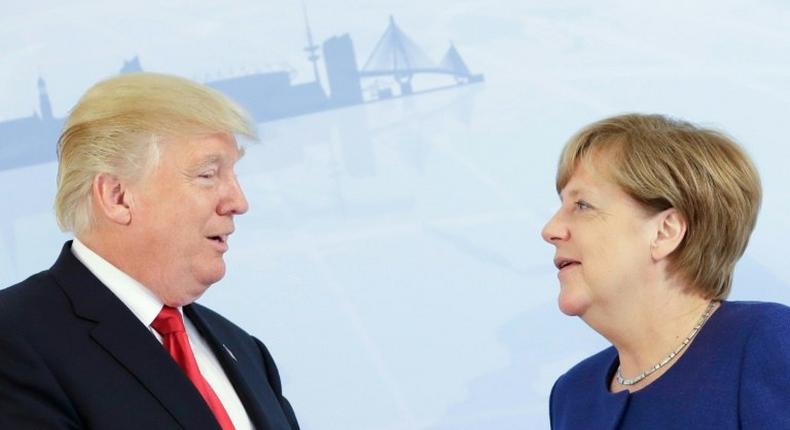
(542, 158, 658, 318)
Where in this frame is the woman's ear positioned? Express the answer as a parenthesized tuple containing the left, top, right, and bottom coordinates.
(92, 172, 133, 225)
(651, 208, 687, 261)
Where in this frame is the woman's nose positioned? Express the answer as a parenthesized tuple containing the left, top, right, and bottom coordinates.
(541, 210, 568, 244)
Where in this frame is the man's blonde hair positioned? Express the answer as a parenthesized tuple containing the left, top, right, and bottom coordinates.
(556, 113, 761, 300)
(55, 72, 256, 235)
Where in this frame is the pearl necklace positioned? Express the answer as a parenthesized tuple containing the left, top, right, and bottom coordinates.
(615, 301, 718, 386)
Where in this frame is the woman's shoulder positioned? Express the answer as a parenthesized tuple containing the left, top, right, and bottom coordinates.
(708, 301, 790, 369)
(721, 300, 790, 312)
(718, 300, 790, 329)
(726, 301, 790, 427)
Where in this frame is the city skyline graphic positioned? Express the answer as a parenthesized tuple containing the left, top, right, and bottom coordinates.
(0, 14, 483, 172)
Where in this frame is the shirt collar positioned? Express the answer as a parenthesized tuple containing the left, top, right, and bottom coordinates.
(70, 238, 168, 327)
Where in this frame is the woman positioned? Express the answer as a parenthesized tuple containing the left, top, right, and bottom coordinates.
(542, 114, 790, 429)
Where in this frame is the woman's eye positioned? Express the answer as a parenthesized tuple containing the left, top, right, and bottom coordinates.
(574, 200, 591, 210)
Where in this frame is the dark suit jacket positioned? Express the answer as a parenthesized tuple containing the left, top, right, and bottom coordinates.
(0, 241, 300, 430)
(549, 301, 790, 429)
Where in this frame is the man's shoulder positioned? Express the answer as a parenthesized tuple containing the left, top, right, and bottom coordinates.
(0, 270, 60, 312)
(0, 269, 72, 342)
(0, 241, 77, 309)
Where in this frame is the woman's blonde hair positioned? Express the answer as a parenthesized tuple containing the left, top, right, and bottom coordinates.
(556, 113, 761, 299)
(55, 72, 256, 235)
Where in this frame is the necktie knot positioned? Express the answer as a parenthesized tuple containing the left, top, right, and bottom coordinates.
(151, 306, 185, 335)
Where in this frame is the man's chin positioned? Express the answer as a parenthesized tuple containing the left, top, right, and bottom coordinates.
(165, 281, 215, 307)
(176, 264, 226, 304)
(198, 263, 226, 288)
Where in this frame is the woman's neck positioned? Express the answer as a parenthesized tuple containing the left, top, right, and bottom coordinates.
(585, 286, 715, 392)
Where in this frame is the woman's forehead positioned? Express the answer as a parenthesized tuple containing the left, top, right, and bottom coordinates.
(558, 143, 619, 187)
(561, 154, 616, 191)
(560, 167, 597, 198)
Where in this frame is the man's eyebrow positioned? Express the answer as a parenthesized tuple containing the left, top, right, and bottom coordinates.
(195, 154, 222, 167)
(187, 154, 223, 173)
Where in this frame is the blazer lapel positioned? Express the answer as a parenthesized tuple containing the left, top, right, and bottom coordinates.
(186, 305, 293, 430)
(50, 242, 221, 430)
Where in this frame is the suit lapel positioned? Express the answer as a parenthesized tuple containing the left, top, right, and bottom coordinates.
(186, 305, 293, 430)
(50, 242, 221, 430)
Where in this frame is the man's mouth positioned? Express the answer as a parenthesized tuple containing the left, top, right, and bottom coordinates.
(207, 235, 229, 246)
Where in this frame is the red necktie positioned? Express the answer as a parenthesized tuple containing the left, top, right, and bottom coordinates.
(151, 306, 236, 430)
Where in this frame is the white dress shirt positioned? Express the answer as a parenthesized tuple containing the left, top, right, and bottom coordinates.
(71, 239, 254, 430)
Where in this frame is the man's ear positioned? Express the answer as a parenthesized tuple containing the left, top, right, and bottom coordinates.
(92, 173, 133, 225)
(651, 208, 687, 261)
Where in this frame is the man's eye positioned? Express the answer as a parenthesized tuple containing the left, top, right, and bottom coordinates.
(574, 200, 591, 210)
(198, 171, 217, 179)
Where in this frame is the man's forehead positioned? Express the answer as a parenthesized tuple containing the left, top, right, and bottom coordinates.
(165, 134, 242, 165)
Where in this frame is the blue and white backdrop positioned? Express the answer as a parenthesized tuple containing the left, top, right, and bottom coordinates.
(2, 1, 789, 428)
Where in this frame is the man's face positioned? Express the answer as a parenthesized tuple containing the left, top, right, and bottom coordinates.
(127, 133, 248, 305)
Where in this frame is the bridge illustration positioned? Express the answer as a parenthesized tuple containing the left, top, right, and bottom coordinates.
(0, 14, 484, 171)
(360, 16, 483, 95)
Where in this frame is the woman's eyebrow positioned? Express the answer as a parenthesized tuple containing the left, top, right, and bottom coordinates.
(559, 188, 581, 201)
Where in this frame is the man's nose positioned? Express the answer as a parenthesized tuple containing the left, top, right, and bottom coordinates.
(219, 175, 249, 216)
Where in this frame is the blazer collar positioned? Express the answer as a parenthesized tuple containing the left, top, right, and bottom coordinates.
(187, 305, 294, 430)
(50, 241, 222, 430)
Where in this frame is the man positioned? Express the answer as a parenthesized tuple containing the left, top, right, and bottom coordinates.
(0, 73, 300, 430)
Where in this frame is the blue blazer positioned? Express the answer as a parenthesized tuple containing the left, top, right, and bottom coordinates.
(0, 242, 300, 430)
(550, 301, 790, 429)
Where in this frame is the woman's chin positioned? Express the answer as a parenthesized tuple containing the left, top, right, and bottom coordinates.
(557, 289, 592, 316)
